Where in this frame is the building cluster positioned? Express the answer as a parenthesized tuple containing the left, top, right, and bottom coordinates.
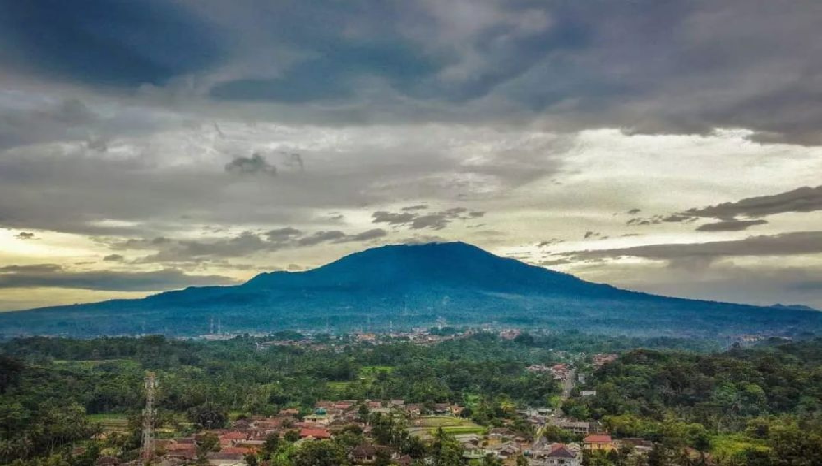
(526, 363, 571, 381)
(591, 354, 618, 368)
(459, 431, 622, 466)
(132, 399, 471, 466)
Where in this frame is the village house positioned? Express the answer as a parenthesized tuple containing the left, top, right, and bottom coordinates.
(583, 434, 615, 451)
(94, 456, 119, 466)
(164, 442, 197, 462)
(550, 363, 570, 380)
(299, 427, 331, 440)
(486, 441, 520, 459)
(617, 438, 654, 455)
(303, 410, 332, 425)
(219, 431, 249, 447)
(207, 449, 246, 466)
(551, 419, 590, 435)
(350, 443, 394, 465)
(404, 403, 422, 417)
(531, 443, 581, 466)
(351, 443, 378, 464)
(527, 364, 551, 373)
(592, 354, 618, 368)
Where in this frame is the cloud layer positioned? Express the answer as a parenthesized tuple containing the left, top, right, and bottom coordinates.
(0, 1, 821, 310)
(0, 264, 234, 291)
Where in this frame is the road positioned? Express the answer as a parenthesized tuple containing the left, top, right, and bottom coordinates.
(561, 368, 576, 401)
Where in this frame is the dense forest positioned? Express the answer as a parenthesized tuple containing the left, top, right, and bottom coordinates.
(562, 339, 822, 465)
(1, 333, 821, 465)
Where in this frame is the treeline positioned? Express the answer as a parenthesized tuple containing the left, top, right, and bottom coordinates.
(0, 334, 562, 464)
(562, 338, 822, 465)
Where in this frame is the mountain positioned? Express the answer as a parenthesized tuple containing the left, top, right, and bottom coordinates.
(771, 303, 819, 312)
(1, 241, 820, 339)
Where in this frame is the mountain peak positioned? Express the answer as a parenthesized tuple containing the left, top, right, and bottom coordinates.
(4, 241, 822, 338)
(245, 241, 587, 293)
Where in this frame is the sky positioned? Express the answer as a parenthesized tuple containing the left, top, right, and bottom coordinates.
(0, 0, 821, 311)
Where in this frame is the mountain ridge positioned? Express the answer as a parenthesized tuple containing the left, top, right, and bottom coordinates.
(1, 241, 820, 339)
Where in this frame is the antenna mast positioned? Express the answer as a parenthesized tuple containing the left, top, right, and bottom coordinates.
(141, 372, 157, 465)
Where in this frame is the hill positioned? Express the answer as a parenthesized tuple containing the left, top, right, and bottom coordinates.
(0, 242, 820, 338)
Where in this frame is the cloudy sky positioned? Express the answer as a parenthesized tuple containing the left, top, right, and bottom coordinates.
(0, 0, 821, 311)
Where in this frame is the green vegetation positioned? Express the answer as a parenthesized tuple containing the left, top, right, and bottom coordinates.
(0, 333, 562, 465)
(2, 333, 821, 465)
(563, 338, 822, 465)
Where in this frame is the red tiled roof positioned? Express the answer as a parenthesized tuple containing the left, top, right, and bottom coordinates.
(167, 443, 196, 452)
(221, 431, 248, 440)
(220, 447, 248, 455)
(548, 445, 576, 458)
(300, 428, 331, 439)
(584, 434, 613, 443)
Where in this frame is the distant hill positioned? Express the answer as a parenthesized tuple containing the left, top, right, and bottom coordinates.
(1, 242, 820, 339)
(771, 303, 819, 312)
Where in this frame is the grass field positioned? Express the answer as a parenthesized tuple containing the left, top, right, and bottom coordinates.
(410, 416, 485, 437)
(87, 414, 129, 432)
(359, 365, 394, 376)
(327, 381, 355, 390)
(55, 359, 122, 366)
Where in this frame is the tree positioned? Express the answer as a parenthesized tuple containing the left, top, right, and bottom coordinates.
(404, 434, 427, 459)
(284, 430, 301, 443)
(196, 432, 219, 464)
(482, 453, 503, 466)
(244, 452, 259, 466)
(430, 429, 463, 466)
(263, 432, 280, 458)
(188, 403, 227, 430)
(374, 448, 392, 466)
(293, 440, 347, 466)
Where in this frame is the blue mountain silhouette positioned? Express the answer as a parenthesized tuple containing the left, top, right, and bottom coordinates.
(1, 242, 819, 338)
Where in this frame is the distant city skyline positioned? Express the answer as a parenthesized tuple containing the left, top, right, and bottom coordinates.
(0, 0, 821, 311)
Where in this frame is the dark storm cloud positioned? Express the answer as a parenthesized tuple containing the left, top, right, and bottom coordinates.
(537, 239, 564, 248)
(199, 0, 820, 143)
(684, 185, 822, 219)
(1, 1, 817, 142)
(0, 264, 62, 274)
(401, 205, 429, 212)
(695, 219, 768, 232)
(371, 207, 483, 231)
(629, 186, 822, 232)
(265, 227, 303, 242)
(0, 264, 235, 291)
(102, 254, 125, 262)
(569, 231, 822, 263)
(0, 0, 222, 87)
(0, 99, 97, 150)
(114, 227, 389, 264)
(342, 228, 388, 242)
(296, 231, 346, 247)
(372, 212, 417, 226)
(224, 153, 277, 176)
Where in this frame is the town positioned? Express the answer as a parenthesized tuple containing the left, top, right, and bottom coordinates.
(114, 349, 623, 466)
(3, 329, 818, 466)
(91, 337, 632, 466)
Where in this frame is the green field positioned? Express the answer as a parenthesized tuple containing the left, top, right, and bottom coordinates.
(327, 381, 355, 392)
(359, 365, 394, 376)
(410, 416, 485, 436)
(87, 414, 129, 432)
